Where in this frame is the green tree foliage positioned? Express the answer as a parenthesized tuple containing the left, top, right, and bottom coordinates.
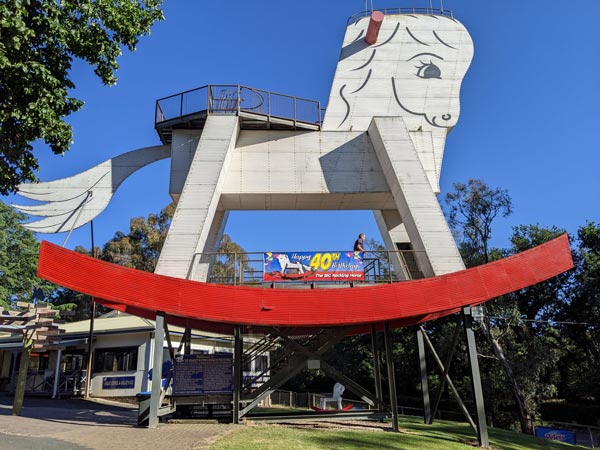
(445, 179, 512, 265)
(209, 234, 250, 284)
(0, 200, 46, 309)
(478, 225, 571, 431)
(101, 202, 174, 272)
(0, 0, 164, 194)
(557, 222, 600, 401)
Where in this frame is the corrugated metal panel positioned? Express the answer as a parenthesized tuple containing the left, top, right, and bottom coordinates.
(37, 236, 573, 334)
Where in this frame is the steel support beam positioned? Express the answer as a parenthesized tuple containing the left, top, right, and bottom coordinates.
(319, 360, 380, 408)
(273, 329, 384, 409)
(184, 327, 192, 355)
(462, 307, 489, 447)
(430, 319, 461, 424)
(384, 322, 399, 432)
(417, 329, 431, 424)
(239, 327, 351, 417)
(419, 325, 477, 432)
(149, 311, 165, 428)
(370, 324, 384, 411)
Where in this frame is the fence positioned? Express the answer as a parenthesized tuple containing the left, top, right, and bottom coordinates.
(347, 7, 453, 25)
(191, 249, 426, 286)
(155, 84, 321, 127)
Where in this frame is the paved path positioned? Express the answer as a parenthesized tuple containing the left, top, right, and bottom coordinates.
(0, 396, 238, 450)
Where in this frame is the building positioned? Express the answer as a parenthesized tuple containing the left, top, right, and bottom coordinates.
(0, 311, 269, 399)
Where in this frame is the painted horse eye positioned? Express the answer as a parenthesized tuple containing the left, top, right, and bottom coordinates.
(415, 61, 442, 79)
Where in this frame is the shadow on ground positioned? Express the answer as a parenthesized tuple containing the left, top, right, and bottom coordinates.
(0, 394, 137, 428)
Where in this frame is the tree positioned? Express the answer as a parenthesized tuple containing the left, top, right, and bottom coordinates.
(445, 179, 512, 264)
(210, 234, 250, 284)
(557, 222, 600, 401)
(0, 200, 49, 308)
(101, 202, 174, 272)
(0, 0, 164, 194)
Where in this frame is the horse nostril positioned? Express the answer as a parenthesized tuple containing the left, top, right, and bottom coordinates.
(442, 114, 452, 121)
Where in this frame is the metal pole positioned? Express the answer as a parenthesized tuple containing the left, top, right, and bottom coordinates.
(370, 324, 383, 410)
(233, 326, 242, 424)
(384, 322, 399, 432)
(61, 191, 92, 247)
(417, 329, 431, 424)
(233, 253, 237, 286)
(420, 325, 477, 432)
(84, 220, 96, 399)
(462, 307, 489, 447)
(149, 312, 165, 428)
(184, 327, 192, 355)
(430, 320, 462, 424)
(52, 348, 62, 399)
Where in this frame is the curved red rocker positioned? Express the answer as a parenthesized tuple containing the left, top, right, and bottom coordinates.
(37, 235, 573, 334)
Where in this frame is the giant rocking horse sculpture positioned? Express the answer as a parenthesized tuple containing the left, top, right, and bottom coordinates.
(16, 9, 572, 335)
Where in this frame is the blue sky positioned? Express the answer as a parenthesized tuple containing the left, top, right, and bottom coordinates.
(5, 0, 600, 253)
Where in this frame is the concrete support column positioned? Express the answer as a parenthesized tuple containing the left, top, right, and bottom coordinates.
(373, 210, 410, 280)
(369, 117, 465, 277)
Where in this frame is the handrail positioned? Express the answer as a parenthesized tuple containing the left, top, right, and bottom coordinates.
(188, 249, 427, 285)
(347, 7, 453, 25)
(155, 84, 322, 128)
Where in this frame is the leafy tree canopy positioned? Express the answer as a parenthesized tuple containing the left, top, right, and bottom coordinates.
(445, 178, 512, 265)
(0, 0, 164, 194)
(0, 199, 48, 309)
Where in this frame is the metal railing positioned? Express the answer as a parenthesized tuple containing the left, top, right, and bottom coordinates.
(190, 249, 425, 286)
(347, 7, 453, 25)
(155, 84, 321, 127)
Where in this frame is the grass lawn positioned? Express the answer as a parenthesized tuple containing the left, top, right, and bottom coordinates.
(211, 416, 585, 450)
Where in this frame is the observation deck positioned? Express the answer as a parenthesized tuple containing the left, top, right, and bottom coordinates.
(155, 84, 322, 145)
(194, 249, 426, 287)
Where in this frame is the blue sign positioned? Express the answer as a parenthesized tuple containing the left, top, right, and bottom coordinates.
(173, 354, 232, 396)
(263, 251, 364, 282)
(102, 376, 136, 390)
(535, 426, 576, 444)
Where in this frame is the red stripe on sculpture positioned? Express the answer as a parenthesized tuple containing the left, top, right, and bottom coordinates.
(37, 235, 573, 328)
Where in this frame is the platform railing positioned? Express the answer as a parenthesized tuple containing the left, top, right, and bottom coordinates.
(155, 84, 321, 127)
(190, 249, 426, 286)
(347, 7, 453, 25)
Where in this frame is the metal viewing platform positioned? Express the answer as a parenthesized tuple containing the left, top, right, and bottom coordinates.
(155, 84, 322, 144)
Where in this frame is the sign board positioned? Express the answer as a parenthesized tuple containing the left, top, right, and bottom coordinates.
(263, 251, 364, 282)
(173, 354, 233, 396)
(534, 426, 576, 444)
(102, 376, 135, 390)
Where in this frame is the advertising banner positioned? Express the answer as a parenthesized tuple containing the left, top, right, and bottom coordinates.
(263, 251, 364, 282)
(534, 427, 576, 445)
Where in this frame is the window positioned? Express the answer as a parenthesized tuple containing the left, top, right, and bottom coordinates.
(94, 347, 138, 373)
(62, 352, 84, 372)
(27, 353, 49, 373)
(255, 355, 268, 373)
